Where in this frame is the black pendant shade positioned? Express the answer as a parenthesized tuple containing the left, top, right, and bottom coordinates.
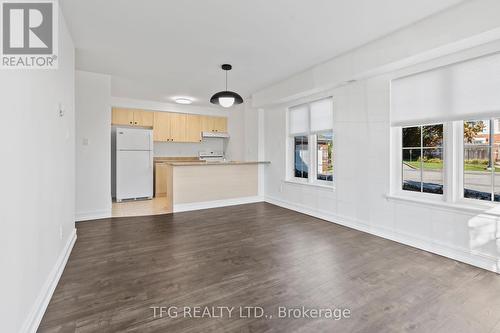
(210, 91, 244, 104)
(210, 64, 243, 107)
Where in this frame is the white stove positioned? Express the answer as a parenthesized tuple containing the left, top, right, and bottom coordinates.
(199, 151, 225, 162)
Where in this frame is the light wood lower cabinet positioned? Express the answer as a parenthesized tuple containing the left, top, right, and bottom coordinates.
(154, 163, 169, 197)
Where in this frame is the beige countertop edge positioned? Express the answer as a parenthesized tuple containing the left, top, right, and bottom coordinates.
(157, 161, 271, 166)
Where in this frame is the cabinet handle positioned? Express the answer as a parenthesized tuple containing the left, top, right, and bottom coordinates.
(129, 121, 133, 124)
(134, 122, 138, 125)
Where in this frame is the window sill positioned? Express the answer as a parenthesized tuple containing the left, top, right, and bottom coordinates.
(386, 194, 500, 216)
(284, 179, 335, 191)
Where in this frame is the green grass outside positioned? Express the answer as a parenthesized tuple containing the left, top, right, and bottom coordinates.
(406, 161, 500, 172)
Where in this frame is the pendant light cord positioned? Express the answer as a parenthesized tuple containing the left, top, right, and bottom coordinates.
(225, 70, 228, 91)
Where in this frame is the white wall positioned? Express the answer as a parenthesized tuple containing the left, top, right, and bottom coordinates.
(0, 8, 76, 333)
(226, 104, 245, 161)
(224, 102, 261, 162)
(111, 97, 228, 117)
(257, 1, 500, 273)
(75, 71, 112, 221)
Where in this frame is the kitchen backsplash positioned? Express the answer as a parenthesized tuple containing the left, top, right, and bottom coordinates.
(153, 138, 224, 157)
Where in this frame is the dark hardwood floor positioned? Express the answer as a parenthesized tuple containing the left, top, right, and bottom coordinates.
(39, 203, 500, 333)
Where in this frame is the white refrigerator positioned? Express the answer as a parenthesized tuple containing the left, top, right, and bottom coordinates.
(114, 127, 153, 202)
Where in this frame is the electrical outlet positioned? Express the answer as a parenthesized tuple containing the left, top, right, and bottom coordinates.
(82, 138, 89, 146)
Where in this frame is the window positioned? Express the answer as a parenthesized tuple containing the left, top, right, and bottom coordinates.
(288, 97, 333, 185)
(402, 124, 443, 194)
(294, 136, 309, 179)
(463, 119, 500, 202)
(317, 133, 333, 181)
(390, 52, 500, 207)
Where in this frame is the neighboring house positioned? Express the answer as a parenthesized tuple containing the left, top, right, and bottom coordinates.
(465, 119, 500, 162)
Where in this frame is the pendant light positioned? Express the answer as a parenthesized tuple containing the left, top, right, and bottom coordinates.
(210, 64, 243, 108)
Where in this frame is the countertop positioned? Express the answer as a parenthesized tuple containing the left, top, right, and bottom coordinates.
(156, 160, 271, 166)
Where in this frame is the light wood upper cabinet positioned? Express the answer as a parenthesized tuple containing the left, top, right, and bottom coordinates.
(154, 112, 194, 142)
(186, 114, 202, 142)
(112, 108, 134, 126)
(112, 108, 154, 127)
(134, 110, 154, 127)
(213, 117, 228, 132)
(170, 113, 187, 142)
(201, 115, 228, 133)
(153, 112, 172, 141)
(114, 110, 228, 143)
(200, 115, 214, 133)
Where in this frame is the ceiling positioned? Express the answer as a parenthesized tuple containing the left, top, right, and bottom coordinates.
(61, 0, 464, 106)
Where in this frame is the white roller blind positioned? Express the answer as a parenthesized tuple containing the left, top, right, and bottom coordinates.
(310, 98, 333, 132)
(289, 104, 309, 134)
(391, 52, 500, 126)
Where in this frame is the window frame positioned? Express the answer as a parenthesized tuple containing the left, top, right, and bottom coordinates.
(393, 120, 500, 208)
(287, 97, 334, 188)
(394, 122, 449, 201)
(314, 131, 334, 186)
(401, 123, 445, 195)
(292, 135, 310, 181)
(458, 118, 500, 206)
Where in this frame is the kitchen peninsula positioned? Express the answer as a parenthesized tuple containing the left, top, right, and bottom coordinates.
(156, 160, 270, 212)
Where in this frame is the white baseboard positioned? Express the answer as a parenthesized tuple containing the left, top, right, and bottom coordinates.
(21, 228, 77, 333)
(75, 209, 111, 222)
(174, 196, 264, 213)
(265, 195, 499, 274)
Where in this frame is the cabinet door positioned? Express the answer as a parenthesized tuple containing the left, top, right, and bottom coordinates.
(170, 113, 187, 142)
(153, 112, 172, 141)
(201, 116, 215, 133)
(185, 114, 202, 142)
(155, 164, 168, 197)
(213, 117, 228, 132)
(112, 108, 134, 126)
(134, 110, 154, 127)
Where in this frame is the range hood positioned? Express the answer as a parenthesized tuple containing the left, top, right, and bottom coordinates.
(202, 131, 230, 139)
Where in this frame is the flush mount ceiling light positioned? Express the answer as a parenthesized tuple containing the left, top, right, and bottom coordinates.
(174, 97, 193, 105)
(210, 64, 243, 108)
